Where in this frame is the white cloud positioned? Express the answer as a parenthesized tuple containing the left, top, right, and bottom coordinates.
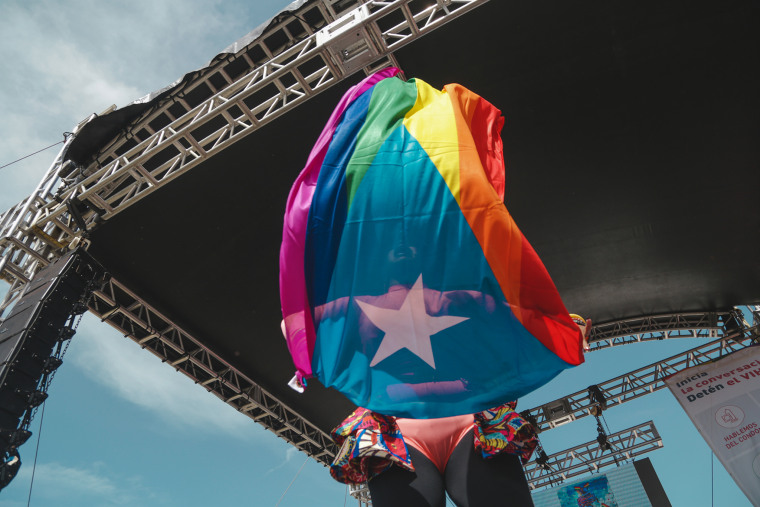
(69, 314, 256, 437)
(0, 1, 142, 211)
(35, 462, 117, 495)
(13, 462, 138, 505)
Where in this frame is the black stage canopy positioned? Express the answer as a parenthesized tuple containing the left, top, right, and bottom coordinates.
(84, 0, 759, 433)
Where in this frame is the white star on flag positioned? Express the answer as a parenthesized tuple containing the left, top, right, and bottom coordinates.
(356, 275, 470, 369)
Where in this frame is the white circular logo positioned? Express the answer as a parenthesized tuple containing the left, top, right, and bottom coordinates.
(715, 405, 745, 428)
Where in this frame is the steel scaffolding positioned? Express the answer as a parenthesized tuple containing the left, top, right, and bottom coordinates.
(523, 324, 759, 431)
(586, 312, 723, 351)
(523, 421, 663, 490)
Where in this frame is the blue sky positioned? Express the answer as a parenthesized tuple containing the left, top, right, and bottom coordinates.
(0, 1, 753, 505)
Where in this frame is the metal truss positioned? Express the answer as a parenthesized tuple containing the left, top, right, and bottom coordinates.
(88, 276, 338, 465)
(524, 421, 663, 490)
(349, 483, 372, 506)
(523, 324, 760, 431)
(586, 311, 724, 351)
(749, 305, 760, 327)
(0, 116, 94, 317)
(0, 0, 489, 310)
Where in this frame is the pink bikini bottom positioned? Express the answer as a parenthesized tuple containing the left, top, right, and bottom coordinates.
(395, 414, 473, 474)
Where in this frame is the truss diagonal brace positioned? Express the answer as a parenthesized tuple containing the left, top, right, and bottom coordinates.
(88, 276, 338, 464)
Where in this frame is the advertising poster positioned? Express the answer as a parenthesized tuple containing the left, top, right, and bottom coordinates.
(532, 458, 669, 507)
(664, 346, 760, 503)
(557, 475, 619, 506)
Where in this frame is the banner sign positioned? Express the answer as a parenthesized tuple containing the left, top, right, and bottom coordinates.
(665, 346, 760, 503)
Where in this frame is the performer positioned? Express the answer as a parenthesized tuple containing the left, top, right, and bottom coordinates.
(331, 404, 535, 507)
(278, 69, 589, 505)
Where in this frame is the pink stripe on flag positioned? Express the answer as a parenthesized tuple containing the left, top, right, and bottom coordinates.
(279, 67, 401, 380)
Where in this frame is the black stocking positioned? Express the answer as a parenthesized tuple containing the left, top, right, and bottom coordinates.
(445, 430, 534, 506)
(368, 444, 446, 507)
(368, 430, 534, 507)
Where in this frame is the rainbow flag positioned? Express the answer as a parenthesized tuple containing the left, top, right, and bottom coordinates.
(280, 69, 584, 418)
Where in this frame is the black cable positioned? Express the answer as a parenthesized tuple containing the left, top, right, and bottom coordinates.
(0, 140, 65, 171)
(26, 400, 47, 507)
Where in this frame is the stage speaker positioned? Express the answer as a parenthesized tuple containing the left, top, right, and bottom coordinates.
(0, 249, 107, 465)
